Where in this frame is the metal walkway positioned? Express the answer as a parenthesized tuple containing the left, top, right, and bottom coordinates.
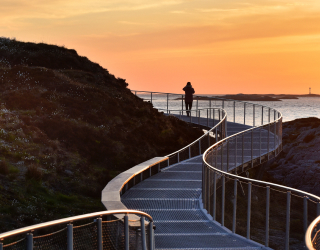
(122, 116, 272, 249)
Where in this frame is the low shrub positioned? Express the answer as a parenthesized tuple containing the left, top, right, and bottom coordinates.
(0, 160, 9, 175)
(26, 164, 42, 181)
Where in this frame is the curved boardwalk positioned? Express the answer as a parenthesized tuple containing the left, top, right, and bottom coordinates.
(122, 116, 275, 249)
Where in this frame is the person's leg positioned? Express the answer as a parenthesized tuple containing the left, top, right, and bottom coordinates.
(185, 102, 191, 116)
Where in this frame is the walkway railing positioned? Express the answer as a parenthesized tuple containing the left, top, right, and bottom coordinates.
(0, 210, 154, 250)
(306, 215, 320, 250)
(133, 90, 320, 249)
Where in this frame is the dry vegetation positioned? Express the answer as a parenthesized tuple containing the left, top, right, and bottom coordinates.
(0, 37, 203, 232)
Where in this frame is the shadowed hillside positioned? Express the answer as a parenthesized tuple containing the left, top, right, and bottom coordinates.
(0, 37, 203, 232)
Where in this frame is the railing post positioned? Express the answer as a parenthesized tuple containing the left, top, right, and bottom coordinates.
(227, 140, 229, 172)
(268, 108, 271, 123)
(27, 233, 33, 250)
(67, 224, 73, 250)
(213, 171, 216, 221)
(207, 109, 209, 127)
(274, 122, 277, 156)
(189, 146, 191, 158)
(149, 166, 152, 177)
(244, 103, 246, 125)
(97, 218, 103, 250)
(124, 215, 129, 250)
(261, 106, 264, 125)
(267, 122, 270, 160)
(247, 182, 252, 239)
(150, 92, 152, 104)
(213, 109, 215, 126)
(242, 133, 244, 171)
(198, 110, 200, 125)
(222, 175, 225, 227)
(209, 100, 212, 119)
(251, 130, 253, 168)
(166, 93, 169, 114)
(177, 152, 180, 163)
(253, 105, 255, 127)
(233, 101, 236, 122)
(215, 127, 218, 143)
(265, 186, 270, 247)
(285, 191, 291, 250)
(222, 100, 224, 109)
(235, 136, 237, 173)
(221, 144, 223, 171)
(259, 127, 262, 164)
(196, 96, 199, 111)
(182, 95, 184, 115)
(304, 196, 308, 233)
(232, 179, 237, 233)
(149, 221, 154, 250)
(141, 217, 147, 250)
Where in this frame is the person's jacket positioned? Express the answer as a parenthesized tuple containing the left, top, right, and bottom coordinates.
(183, 86, 195, 102)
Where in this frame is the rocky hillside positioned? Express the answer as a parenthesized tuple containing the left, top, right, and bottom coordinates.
(0, 38, 203, 232)
(263, 117, 320, 196)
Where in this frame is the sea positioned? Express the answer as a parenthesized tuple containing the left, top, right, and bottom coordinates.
(136, 93, 320, 123)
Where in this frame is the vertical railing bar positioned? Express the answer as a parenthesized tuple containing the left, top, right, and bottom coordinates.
(285, 191, 291, 250)
(274, 122, 276, 156)
(27, 233, 33, 250)
(213, 171, 216, 221)
(304, 196, 308, 233)
(259, 127, 262, 164)
(97, 218, 103, 250)
(207, 109, 209, 127)
(189, 146, 191, 159)
(227, 140, 229, 172)
(149, 221, 154, 250)
(124, 215, 129, 250)
(222, 175, 225, 227)
(242, 133, 244, 172)
(251, 130, 253, 168)
(268, 122, 270, 160)
(166, 93, 169, 114)
(265, 186, 270, 247)
(150, 92, 152, 104)
(244, 103, 246, 125)
(182, 95, 184, 116)
(178, 152, 180, 163)
(141, 217, 147, 250)
(232, 179, 237, 233)
(261, 106, 264, 125)
(247, 182, 252, 239)
(253, 105, 255, 127)
(67, 224, 73, 250)
(221, 144, 223, 171)
(233, 101, 236, 123)
(235, 136, 237, 172)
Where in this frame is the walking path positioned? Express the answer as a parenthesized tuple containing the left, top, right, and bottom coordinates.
(122, 115, 275, 249)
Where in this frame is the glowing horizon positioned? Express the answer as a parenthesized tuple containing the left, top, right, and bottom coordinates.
(1, 0, 320, 94)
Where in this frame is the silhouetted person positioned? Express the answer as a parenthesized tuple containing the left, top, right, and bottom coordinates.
(183, 82, 195, 117)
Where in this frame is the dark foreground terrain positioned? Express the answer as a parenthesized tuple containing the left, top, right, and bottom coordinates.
(0, 38, 203, 232)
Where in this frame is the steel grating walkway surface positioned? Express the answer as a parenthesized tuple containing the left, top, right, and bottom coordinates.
(122, 116, 272, 249)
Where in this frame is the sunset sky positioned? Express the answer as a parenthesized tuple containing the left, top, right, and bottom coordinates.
(1, 0, 320, 94)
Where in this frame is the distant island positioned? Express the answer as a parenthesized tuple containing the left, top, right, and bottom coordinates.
(177, 94, 320, 102)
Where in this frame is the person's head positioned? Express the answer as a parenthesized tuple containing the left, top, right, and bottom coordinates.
(186, 82, 191, 86)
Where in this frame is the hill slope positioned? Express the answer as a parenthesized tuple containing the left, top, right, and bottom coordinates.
(0, 38, 203, 232)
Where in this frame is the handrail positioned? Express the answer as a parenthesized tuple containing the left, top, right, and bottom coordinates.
(306, 215, 320, 249)
(0, 210, 153, 239)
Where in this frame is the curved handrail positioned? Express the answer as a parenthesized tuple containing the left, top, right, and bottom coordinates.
(0, 209, 153, 240)
(306, 215, 320, 249)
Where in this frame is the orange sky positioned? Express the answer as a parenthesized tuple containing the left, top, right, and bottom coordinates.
(1, 0, 320, 94)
